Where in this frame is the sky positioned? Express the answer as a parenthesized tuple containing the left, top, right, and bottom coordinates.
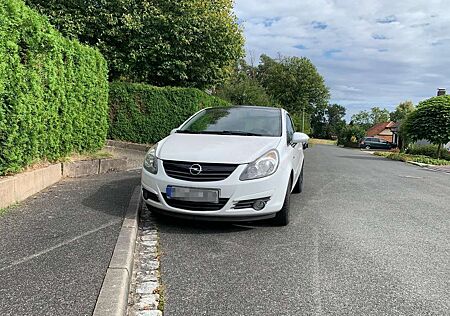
(234, 0, 450, 120)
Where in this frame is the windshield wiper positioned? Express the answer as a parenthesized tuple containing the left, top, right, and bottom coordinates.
(216, 131, 264, 136)
(175, 130, 202, 134)
(176, 130, 264, 136)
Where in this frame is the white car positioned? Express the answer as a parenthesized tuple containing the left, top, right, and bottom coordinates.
(141, 106, 309, 226)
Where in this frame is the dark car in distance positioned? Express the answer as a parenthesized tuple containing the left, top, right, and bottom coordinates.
(360, 137, 395, 150)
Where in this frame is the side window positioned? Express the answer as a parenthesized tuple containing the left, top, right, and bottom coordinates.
(286, 114, 294, 144)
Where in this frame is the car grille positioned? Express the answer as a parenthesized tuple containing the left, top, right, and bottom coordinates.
(162, 194, 228, 211)
(162, 160, 238, 182)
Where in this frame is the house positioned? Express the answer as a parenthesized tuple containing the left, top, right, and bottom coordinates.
(366, 121, 400, 145)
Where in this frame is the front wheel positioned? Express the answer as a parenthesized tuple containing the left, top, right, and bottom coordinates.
(272, 178, 292, 226)
(365, 145, 371, 150)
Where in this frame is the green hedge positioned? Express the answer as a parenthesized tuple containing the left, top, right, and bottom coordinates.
(0, 0, 108, 175)
(374, 152, 450, 166)
(108, 82, 230, 144)
(406, 144, 450, 161)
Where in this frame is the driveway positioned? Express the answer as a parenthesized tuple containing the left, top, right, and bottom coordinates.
(0, 171, 140, 316)
(156, 145, 449, 315)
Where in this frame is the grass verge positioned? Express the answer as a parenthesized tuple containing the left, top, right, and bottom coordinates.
(309, 138, 337, 146)
(0, 203, 19, 217)
(374, 152, 450, 166)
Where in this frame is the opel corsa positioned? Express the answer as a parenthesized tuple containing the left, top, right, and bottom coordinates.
(141, 106, 309, 226)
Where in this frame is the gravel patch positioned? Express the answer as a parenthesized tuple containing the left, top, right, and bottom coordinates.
(127, 205, 163, 315)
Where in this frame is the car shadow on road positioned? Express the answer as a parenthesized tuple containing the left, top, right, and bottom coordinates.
(150, 208, 275, 235)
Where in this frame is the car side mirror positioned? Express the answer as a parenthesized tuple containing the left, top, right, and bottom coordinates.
(170, 128, 178, 135)
(292, 132, 309, 148)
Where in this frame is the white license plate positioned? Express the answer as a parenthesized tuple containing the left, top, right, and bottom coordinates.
(166, 186, 219, 203)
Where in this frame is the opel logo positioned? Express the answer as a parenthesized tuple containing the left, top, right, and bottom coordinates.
(189, 164, 202, 175)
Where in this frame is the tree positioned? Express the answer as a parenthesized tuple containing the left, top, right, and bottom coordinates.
(257, 55, 329, 132)
(402, 96, 450, 158)
(311, 104, 346, 138)
(351, 110, 371, 129)
(214, 60, 273, 106)
(351, 107, 390, 130)
(26, 0, 244, 88)
(390, 100, 415, 122)
(326, 104, 346, 137)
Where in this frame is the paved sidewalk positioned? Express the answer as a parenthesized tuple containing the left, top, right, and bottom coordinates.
(0, 170, 140, 316)
(422, 165, 450, 174)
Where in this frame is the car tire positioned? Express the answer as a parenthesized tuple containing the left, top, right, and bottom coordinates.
(272, 178, 292, 226)
(365, 145, 371, 150)
(292, 164, 303, 194)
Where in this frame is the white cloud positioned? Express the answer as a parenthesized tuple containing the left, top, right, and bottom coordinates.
(234, 0, 450, 119)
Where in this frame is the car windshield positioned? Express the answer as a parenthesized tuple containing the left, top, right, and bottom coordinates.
(177, 107, 282, 137)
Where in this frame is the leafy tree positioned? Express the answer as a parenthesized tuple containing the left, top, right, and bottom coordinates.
(311, 104, 346, 138)
(351, 107, 390, 130)
(351, 110, 371, 129)
(26, 0, 244, 88)
(257, 54, 329, 132)
(214, 60, 273, 106)
(402, 95, 450, 158)
(370, 107, 390, 124)
(390, 100, 415, 122)
(326, 104, 346, 137)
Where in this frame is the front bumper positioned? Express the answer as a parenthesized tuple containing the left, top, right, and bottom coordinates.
(141, 160, 288, 219)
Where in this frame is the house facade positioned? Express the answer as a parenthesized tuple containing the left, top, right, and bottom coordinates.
(366, 121, 400, 145)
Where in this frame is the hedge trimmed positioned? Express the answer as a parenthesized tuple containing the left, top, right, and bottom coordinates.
(0, 0, 108, 175)
(406, 144, 450, 161)
(109, 82, 230, 144)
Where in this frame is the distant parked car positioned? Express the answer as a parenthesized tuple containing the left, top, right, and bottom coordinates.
(360, 137, 394, 150)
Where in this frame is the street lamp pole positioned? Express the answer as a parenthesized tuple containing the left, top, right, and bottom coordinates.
(302, 105, 305, 132)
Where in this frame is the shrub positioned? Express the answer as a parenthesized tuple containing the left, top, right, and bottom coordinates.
(337, 125, 366, 146)
(0, 0, 108, 175)
(374, 152, 450, 166)
(402, 95, 450, 158)
(406, 144, 450, 161)
(108, 82, 230, 144)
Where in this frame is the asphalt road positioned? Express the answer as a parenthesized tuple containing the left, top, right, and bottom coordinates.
(0, 170, 140, 316)
(157, 145, 450, 316)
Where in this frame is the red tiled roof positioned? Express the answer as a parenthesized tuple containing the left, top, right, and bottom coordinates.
(366, 122, 390, 137)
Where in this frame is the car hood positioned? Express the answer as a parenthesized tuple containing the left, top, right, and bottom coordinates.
(157, 134, 281, 164)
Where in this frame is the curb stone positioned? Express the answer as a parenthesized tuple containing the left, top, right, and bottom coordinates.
(93, 186, 142, 316)
(406, 161, 429, 167)
(1, 154, 132, 210)
(0, 164, 61, 209)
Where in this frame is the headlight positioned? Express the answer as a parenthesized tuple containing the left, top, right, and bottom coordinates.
(240, 149, 279, 181)
(143, 144, 158, 174)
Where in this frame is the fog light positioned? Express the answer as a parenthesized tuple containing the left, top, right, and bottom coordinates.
(252, 200, 266, 211)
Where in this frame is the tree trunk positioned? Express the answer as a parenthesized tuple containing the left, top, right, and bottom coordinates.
(436, 143, 442, 159)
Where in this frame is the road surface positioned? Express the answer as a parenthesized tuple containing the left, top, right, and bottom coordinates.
(157, 145, 449, 315)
